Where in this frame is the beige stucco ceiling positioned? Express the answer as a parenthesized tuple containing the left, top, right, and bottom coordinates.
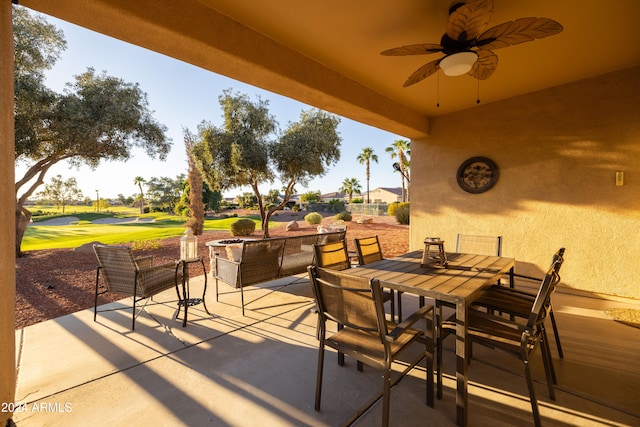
(19, 0, 640, 139)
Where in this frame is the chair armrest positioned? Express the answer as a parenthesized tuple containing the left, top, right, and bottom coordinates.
(386, 304, 433, 342)
(215, 257, 241, 287)
(138, 261, 176, 274)
(135, 255, 154, 269)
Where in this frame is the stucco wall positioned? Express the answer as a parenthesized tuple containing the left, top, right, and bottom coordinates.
(410, 66, 640, 299)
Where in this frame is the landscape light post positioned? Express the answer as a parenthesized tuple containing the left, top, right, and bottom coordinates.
(392, 162, 410, 183)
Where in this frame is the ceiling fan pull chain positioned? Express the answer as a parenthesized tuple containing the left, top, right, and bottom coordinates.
(476, 78, 481, 104)
(436, 70, 440, 108)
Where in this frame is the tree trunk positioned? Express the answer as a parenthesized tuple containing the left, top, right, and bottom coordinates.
(15, 207, 30, 257)
(262, 212, 271, 238)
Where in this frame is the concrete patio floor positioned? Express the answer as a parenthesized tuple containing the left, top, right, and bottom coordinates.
(12, 273, 640, 426)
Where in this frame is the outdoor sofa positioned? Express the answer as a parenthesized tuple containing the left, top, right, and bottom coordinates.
(214, 231, 346, 314)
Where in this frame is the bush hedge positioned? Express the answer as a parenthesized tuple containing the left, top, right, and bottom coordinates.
(230, 218, 256, 236)
(304, 212, 323, 225)
(334, 211, 352, 222)
(394, 202, 410, 225)
(387, 201, 401, 217)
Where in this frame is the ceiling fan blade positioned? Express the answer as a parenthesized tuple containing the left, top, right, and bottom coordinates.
(477, 17, 564, 50)
(446, 0, 493, 42)
(468, 49, 497, 80)
(403, 58, 441, 87)
(381, 43, 443, 56)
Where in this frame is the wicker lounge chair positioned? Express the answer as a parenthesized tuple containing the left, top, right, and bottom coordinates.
(93, 244, 180, 330)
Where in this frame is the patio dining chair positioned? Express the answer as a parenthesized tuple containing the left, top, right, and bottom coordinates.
(315, 239, 396, 322)
(440, 257, 562, 427)
(455, 233, 503, 256)
(313, 239, 352, 271)
(456, 233, 503, 287)
(354, 235, 403, 322)
(93, 244, 180, 330)
(471, 248, 566, 363)
(308, 266, 434, 427)
(313, 239, 395, 368)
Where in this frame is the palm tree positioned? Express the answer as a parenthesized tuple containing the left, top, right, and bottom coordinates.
(339, 177, 362, 202)
(386, 139, 410, 202)
(134, 176, 146, 214)
(357, 147, 378, 204)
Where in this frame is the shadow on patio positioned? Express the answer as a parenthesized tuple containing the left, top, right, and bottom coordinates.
(13, 274, 640, 426)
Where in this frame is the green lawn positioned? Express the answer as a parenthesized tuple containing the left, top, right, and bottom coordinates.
(29, 204, 140, 217)
(22, 211, 268, 251)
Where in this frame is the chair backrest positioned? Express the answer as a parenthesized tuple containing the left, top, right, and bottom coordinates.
(316, 230, 346, 245)
(548, 247, 566, 293)
(238, 238, 286, 286)
(354, 236, 384, 265)
(551, 247, 566, 274)
(527, 254, 564, 331)
(456, 234, 502, 256)
(93, 245, 140, 295)
(314, 240, 351, 271)
(308, 266, 386, 334)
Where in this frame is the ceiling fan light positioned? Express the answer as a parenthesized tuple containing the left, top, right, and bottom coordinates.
(439, 51, 478, 76)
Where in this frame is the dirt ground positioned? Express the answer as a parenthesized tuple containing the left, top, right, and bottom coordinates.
(15, 211, 408, 329)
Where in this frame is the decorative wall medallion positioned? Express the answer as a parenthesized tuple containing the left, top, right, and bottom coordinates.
(456, 156, 498, 194)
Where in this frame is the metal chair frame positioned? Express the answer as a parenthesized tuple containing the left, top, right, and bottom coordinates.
(309, 266, 434, 427)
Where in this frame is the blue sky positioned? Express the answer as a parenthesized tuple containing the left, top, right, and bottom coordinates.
(17, 13, 408, 200)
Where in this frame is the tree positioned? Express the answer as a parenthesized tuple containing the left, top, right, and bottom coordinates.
(184, 129, 204, 235)
(385, 139, 411, 202)
(36, 175, 83, 213)
(203, 185, 222, 213)
(237, 192, 258, 208)
(13, 6, 65, 157)
(14, 10, 171, 256)
(94, 198, 110, 212)
(339, 177, 362, 203)
(300, 190, 321, 204)
(146, 175, 184, 213)
(133, 176, 146, 214)
(268, 109, 341, 233)
(263, 189, 282, 207)
(357, 147, 378, 204)
(117, 193, 134, 207)
(192, 90, 341, 237)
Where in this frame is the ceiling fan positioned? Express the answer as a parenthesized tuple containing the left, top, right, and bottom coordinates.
(381, 0, 563, 87)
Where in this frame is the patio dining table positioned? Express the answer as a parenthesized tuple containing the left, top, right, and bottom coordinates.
(342, 250, 515, 427)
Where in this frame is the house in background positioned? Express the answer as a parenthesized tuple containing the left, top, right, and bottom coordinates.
(318, 191, 347, 203)
(363, 187, 403, 204)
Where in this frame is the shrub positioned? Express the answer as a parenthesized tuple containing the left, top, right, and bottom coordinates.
(304, 212, 323, 225)
(387, 201, 401, 217)
(334, 211, 352, 222)
(230, 218, 256, 236)
(394, 202, 410, 225)
(131, 239, 163, 251)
